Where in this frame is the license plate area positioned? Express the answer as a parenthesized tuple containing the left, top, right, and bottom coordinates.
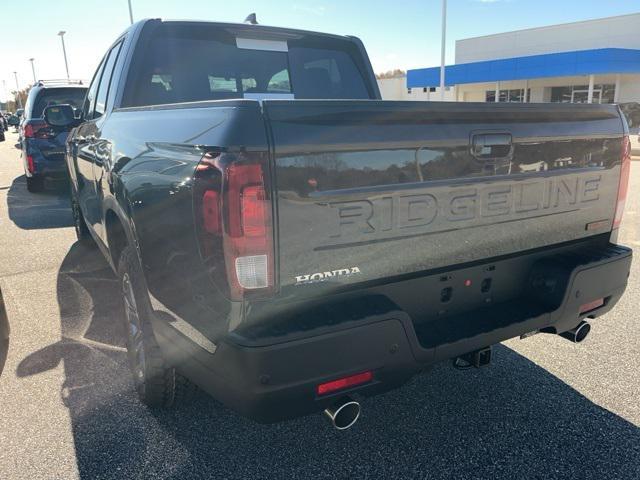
(410, 252, 575, 350)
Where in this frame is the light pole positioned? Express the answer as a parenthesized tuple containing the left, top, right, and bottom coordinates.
(13, 72, 22, 109)
(58, 31, 70, 79)
(439, 0, 447, 101)
(29, 58, 36, 83)
(128, 0, 134, 25)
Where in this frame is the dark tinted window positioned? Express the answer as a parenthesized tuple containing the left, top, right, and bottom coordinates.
(288, 47, 369, 99)
(124, 24, 372, 107)
(84, 59, 106, 119)
(95, 42, 123, 117)
(32, 88, 87, 119)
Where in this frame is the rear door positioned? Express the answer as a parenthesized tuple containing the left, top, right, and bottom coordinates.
(73, 42, 121, 238)
(263, 101, 624, 294)
(73, 59, 105, 230)
(91, 40, 124, 243)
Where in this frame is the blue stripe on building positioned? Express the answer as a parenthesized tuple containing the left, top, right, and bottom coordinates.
(407, 48, 640, 88)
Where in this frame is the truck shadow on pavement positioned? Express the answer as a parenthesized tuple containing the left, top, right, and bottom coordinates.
(16, 241, 640, 480)
(6, 175, 73, 230)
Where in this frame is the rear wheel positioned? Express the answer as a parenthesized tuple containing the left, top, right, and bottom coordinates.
(118, 246, 195, 407)
(70, 187, 92, 244)
(26, 175, 44, 193)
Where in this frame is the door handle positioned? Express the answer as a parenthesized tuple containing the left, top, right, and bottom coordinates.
(470, 132, 513, 161)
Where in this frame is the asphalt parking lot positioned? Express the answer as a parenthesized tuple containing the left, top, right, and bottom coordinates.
(0, 129, 638, 480)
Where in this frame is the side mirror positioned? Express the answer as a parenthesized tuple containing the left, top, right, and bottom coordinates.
(43, 104, 76, 128)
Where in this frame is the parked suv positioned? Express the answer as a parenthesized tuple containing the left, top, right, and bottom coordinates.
(19, 80, 86, 192)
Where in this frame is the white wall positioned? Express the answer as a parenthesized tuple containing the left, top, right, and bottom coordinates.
(377, 77, 408, 99)
(618, 75, 640, 103)
(377, 77, 456, 101)
(456, 13, 640, 63)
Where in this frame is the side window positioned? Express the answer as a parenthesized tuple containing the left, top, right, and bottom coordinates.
(267, 69, 291, 93)
(83, 59, 106, 120)
(94, 42, 122, 118)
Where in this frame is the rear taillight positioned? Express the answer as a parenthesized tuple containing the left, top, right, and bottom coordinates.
(225, 159, 274, 297)
(613, 135, 631, 229)
(24, 122, 54, 139)
(194, 152, 274, 300)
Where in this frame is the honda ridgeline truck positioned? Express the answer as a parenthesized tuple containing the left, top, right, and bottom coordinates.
(48, 18, 632, 429)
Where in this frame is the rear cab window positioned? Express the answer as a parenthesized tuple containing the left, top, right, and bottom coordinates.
(123, 23, 373, 107)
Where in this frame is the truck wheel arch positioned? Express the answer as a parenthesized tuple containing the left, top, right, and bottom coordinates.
(105, 209, 128, 270)
(103, 197, 141, 269)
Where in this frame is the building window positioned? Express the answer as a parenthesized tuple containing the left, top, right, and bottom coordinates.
(550, 86, 573, 103)
(486, 88, 531, 103)
(429, 87, 436, 92)
(423, 87, 427, 93)
(407, 88, 412, 94)
(550, 84, 615, 104)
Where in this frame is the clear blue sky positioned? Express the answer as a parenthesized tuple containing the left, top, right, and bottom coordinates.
(1, 0, 639, 101)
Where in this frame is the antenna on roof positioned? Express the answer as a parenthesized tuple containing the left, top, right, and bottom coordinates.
(244, 13, 258, 25)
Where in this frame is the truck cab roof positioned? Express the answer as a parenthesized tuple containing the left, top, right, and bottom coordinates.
(140, 18, 357, 42)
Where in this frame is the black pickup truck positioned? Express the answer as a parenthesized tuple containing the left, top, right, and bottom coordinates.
(50, 19, 632, 429)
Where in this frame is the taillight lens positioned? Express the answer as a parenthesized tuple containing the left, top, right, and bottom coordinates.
(241, 185, 267, 238)
(613, 135, 631, 229)
(194, 151, 274, 300)
(24, 122, 54, 139)
(224, 160, 274, 297)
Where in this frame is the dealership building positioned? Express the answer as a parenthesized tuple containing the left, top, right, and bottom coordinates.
(380, 13, 640, 105)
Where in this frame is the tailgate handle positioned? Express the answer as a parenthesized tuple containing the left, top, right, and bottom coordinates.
(471, 132, 513, 161)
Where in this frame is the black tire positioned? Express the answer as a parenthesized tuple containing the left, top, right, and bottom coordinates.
(69, 187, 92, 244)
(118, 246, 195, 407)
(26, 175, 44, 193)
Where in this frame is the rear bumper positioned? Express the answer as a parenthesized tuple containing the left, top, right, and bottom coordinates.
(23, 139, 68, 178)
(153, 242, 632, 423)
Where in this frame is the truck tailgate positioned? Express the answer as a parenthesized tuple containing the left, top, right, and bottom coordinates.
(262, 101, 624, 294)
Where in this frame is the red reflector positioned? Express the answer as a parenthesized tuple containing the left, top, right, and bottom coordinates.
(241, 185, 266, 237)
(27, 155, 35, 174)
(579, 298, 604, 314)
(316, 371, 373, 396)
(464, 279, 472, 287)
(202, 190, 220, 234)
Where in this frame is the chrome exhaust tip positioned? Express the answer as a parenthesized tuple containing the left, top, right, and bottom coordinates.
(559, 321, 591, 343)
(324, 397, 361, 430)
